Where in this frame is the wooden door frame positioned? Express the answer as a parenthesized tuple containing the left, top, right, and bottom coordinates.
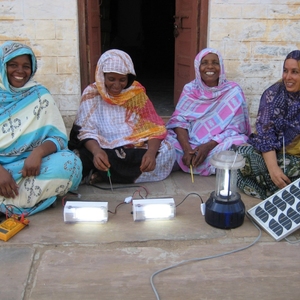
(77, 0, 89, 92)
(198, 0, 209, 52)
(77, 0, 209, 94)
(191, 0, 209, 77)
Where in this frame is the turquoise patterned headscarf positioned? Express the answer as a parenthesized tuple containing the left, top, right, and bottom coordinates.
(0, 41, 37, 92)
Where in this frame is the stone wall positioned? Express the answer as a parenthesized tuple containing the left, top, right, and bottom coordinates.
(0, 0, 81, 129)
(209, 0, 300, 128)
(1, 0, 300, 130)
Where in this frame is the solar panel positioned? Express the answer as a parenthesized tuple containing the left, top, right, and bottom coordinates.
(247, 177, 300, 241)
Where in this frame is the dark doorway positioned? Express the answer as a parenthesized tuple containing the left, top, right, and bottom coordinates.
(100, 0, 175, 116)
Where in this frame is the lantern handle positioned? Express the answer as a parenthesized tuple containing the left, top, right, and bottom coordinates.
(230, 144, 241, 169)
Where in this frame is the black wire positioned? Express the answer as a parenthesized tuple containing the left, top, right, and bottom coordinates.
(175, 192, 203, 207)
(2, 202, 24, 216)
(68, 191, 81, 196)
(64, 184, 147, 215)
(25, 198, 50, 216)
(108, 202, 127, 214)
(89, 183, 148, 193)
(2, 197, 55, 217)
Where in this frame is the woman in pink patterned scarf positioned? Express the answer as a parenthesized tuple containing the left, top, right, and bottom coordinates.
(166, 48, 251, 175)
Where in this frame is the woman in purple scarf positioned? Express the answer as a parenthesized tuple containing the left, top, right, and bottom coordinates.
(237, 50, 300, 199)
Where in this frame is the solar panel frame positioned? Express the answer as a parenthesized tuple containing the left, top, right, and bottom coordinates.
(247, 177, 300, 241)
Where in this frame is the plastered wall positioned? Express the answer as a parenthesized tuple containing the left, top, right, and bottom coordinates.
(1, 0, 300, 130)
(209, 0, 300, 128)
(0, 0, 81, 129)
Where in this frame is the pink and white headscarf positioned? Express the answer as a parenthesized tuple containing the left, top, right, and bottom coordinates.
(166, 48, 251, 175)
(189, 47, 236, 102)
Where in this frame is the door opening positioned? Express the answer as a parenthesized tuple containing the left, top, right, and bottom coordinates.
(100, 0, 175, 116)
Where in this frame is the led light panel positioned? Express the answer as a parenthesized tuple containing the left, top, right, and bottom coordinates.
(64, 201, 108, 223)
(132, 198, 176, 221)
(248, 178, 300, 241)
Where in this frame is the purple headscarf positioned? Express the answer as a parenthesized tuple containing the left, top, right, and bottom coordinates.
(248, 49, 300, 152)
(285, 50, 300, 62)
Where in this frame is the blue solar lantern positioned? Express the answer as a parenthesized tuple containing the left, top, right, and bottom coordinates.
(205, 150, 245, 229)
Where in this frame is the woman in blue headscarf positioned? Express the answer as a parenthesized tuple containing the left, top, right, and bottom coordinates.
(0, 41, 82, 215)
(237, 50, 300, 199)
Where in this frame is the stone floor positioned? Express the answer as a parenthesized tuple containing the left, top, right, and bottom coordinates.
(0, 171, 300, 300)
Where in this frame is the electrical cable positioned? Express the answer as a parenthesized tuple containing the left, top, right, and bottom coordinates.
(108, 186, 149, 214)
(1, 201, 24, 216)
(150, 213, 262, 300)
(283, 136, 286, 173)
(284, 236, 300, 244)
(62, 186, 148, 215)
(0, 201, 30, 226)
(108, 202, 126, 214)
(89, 182, 149, 197)
(175, 192, 203, 207)
(132, 188, 148, 200)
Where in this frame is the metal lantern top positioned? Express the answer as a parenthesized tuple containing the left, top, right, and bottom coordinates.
(210, 150, 245, 170)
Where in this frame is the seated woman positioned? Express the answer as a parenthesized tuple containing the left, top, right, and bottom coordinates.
(0, 41, 82, 215)
(166, 48, 251, 175)
(68, 49, 175, 184)
(237, 50, 300, 199)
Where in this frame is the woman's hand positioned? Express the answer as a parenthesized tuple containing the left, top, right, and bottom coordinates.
(190, 141, 218, 167)
(182, 150, 193, 167)
(140, 139, 161, 172)
(93, 149, 110, 171)
(22, 153, 43, 177)
(262, 150, 291, 189)
(0, 166, 19, 198)
(21, 140, 57, 177)
(85, 140, 110, 171)
(269, 165, 291, 189)
(140, 151, 156, 172)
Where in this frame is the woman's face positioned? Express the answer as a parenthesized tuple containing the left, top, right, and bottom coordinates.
(6, 54, 32, 88)
(199, 53, 220, 87)
(283, 58, 300, 93)
(104, 72, 128, 96)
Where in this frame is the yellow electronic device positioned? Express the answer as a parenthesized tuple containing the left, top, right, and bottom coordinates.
(0, 216, 29, 242)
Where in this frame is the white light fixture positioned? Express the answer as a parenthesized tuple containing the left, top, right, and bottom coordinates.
(64, 201, 108, 223)
(205, 150, 245, 229)
(132, 198, 176, 221)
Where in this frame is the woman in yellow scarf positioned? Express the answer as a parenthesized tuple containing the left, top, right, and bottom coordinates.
(69, 49, 175, 184)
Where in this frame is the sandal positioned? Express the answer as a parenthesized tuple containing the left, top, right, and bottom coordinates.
(89, 172, 103, 184)
(80, 170, 103, 185)
(80, 169, 93, 185)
